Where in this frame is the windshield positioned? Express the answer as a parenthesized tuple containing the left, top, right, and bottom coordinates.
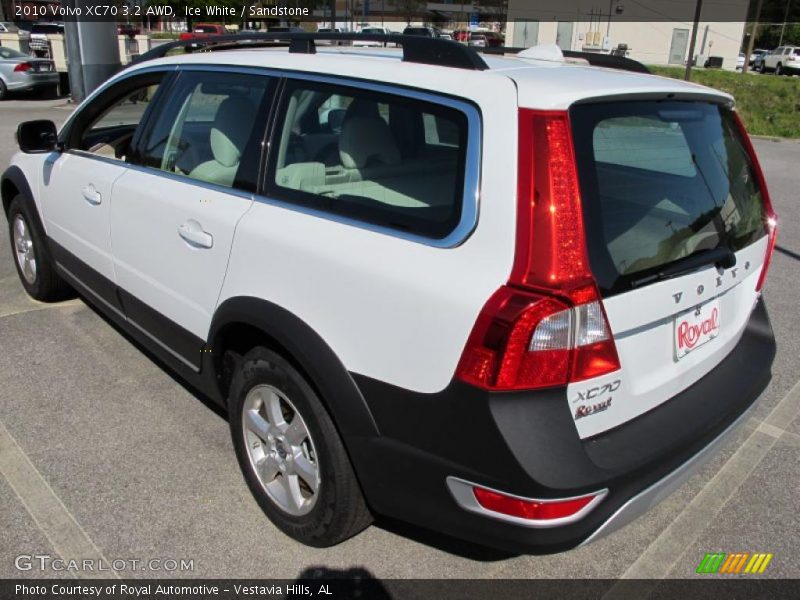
(570, 101, 768, 296)
(0, 47, 27, 59)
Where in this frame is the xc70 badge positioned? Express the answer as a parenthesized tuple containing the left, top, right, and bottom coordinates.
(572, 380, 621, 420)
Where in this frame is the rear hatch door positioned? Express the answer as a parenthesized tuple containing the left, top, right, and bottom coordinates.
(567, 99, 771, 439)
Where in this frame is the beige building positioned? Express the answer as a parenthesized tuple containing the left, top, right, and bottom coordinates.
(505, 0, 749, 70)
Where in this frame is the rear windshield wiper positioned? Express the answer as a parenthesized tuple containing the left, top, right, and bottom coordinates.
(630, 246, 736, 289)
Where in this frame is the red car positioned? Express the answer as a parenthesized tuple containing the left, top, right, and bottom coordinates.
(179, 24, 228, 41)
(117, 24, 141, 38)
(455, 30, 504, 47)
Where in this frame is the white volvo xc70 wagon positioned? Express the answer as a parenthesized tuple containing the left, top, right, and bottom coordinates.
(2, 34, 778, 552)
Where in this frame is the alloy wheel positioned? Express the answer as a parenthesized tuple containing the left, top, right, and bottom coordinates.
(241, 384, 320, 516)
(12, 214, 37, 285)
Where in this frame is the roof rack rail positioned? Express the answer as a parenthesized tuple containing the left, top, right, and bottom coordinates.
(479, 46, 650, 74)
(133, 33, 490, 71)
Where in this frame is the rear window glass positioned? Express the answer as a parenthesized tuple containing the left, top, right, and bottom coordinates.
(268, 79, 469, 239)
(571, 101, 768, 296)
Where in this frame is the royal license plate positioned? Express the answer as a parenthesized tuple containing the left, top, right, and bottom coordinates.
(674, 299, 720, 359)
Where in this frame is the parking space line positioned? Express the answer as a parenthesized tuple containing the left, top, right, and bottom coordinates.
(602, 379, 800, 591)
(0, 300, 83, 320)
(0, 420, 116, 580)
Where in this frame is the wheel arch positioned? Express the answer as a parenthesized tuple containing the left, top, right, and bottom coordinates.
(209, 296, 380, 441)
(2, 166, 33, 217)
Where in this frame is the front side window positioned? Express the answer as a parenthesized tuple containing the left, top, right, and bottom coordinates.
(139, 71, 271, 190)
(71, 76, 164, 162)
(268, 80, 469, 239)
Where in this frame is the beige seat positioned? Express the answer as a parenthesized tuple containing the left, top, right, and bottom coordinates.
(188, 96, 256, 187)
(338, 101, 402, 177)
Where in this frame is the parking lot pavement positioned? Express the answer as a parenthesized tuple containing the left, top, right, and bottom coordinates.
(0, 100, 798, 580)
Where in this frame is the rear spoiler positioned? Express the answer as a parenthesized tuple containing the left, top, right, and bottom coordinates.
(479, 46, 651, 74)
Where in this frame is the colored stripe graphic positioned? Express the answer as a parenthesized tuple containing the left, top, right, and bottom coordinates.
(697, 552, 773, 574)
(697, 553, 726, 573)
(744, 553, 773, 574)
(719, 553, 749, 573)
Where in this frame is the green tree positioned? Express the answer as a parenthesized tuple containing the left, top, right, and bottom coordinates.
(398, 0, 425, 25)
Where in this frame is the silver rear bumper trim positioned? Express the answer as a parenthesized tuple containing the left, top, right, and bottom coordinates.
(580, 403, 755, 546)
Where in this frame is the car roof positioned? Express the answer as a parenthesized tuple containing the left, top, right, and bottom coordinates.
(127, 46, 732, 110)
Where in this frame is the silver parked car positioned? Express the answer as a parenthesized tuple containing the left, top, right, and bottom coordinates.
(0, 47, 59, 100)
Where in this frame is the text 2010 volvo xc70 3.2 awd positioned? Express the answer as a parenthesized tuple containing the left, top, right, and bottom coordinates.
(2, 34, 777, 552)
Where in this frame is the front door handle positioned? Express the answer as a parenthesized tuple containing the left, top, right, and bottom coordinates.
(178, 219, 213, 249)
(81, 184, 102, 205)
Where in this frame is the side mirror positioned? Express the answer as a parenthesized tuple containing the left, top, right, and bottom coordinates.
(16, 120, 59, 154)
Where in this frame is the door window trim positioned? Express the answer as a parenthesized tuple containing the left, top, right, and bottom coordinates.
(59, 67, 177, 167)
(257, 70, 482, 249)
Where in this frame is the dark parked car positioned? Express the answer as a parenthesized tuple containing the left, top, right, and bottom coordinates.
(749, 49, 768, 69)
(403, 26, 436, 38)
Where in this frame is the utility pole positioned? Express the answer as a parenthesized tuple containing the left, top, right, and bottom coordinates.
(684, 0, 703, 81)
(743, 0, 764, 74)
(779, 0, 792, 46)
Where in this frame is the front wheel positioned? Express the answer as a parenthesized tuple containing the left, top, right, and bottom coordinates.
(0, 79, 7, 101)
(229, 347, 372, 547)
(7, 196, 71, 301)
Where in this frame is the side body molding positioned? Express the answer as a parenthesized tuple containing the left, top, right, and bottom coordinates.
(209, 296, 380, 440)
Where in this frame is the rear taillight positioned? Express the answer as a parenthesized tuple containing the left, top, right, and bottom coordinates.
(14, 62, 32, 72)
(732, 112, 777, 292)
(456, 110, 620, 391)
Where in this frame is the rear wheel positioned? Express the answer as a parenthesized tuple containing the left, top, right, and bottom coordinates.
(229, 347, 372, 547)
(7, 196, 71, 301)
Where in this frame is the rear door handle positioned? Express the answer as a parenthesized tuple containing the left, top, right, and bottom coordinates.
(81, 184, 102, 205)
(178, 219, 213, 249)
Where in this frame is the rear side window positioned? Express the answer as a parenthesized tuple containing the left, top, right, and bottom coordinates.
(267, 79, 469, 239)
(571, 101, 768, 296)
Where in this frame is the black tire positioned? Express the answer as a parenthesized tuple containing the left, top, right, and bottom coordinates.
(0, 79, 7, 101)
(7, 195, 72, 301)
(776, 63, 784, 75)
(760, 63, 767, 74)
(229, 347, 372, 547)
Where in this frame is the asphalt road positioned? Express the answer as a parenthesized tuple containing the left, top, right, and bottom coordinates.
(0, 98, 798, 582)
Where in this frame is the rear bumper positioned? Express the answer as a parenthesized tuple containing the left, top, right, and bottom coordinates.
(5, 72, 59, 91)
(349, 298, 775, 553)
